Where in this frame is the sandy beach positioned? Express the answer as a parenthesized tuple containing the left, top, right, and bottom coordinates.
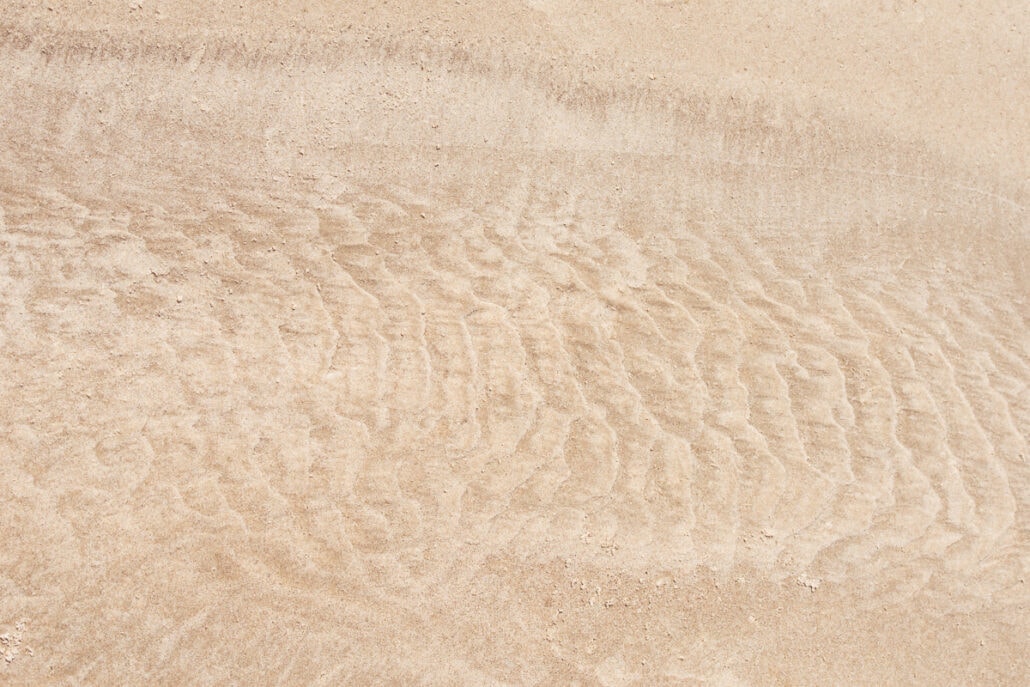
(0, 2, 1027, 684)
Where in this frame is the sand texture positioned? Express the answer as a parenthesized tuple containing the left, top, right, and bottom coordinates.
(0, 2, 1027, 684)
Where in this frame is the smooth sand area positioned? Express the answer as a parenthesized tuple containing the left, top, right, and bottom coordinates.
(1, 2, 1027, 684)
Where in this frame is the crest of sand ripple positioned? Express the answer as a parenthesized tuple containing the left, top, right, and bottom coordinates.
(0, 26, 1027, 685)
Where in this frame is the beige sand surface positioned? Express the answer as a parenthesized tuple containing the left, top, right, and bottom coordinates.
(1, 2, 1027, 684)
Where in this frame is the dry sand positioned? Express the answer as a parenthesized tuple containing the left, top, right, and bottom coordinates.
(1, 2, 1027, 684)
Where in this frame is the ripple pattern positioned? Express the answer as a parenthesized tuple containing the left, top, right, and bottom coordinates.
(0, 26, 1027, 685)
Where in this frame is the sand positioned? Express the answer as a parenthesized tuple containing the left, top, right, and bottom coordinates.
(0, 2, 1027, 684)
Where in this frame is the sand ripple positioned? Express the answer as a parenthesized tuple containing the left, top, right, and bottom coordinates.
(0, 24, 1027, 685)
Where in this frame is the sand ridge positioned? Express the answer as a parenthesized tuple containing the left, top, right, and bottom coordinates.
(0, 3, 1027, 685)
